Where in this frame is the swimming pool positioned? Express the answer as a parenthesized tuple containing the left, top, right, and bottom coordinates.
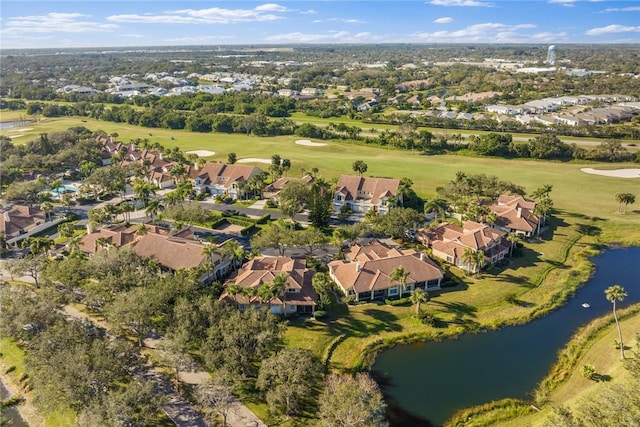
(50, 185, 78, 195)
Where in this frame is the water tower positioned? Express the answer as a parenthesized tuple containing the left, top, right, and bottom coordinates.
(545, 45, 556, 66)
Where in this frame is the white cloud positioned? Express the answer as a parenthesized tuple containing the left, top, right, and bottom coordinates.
(254, 4, 289, 12)
(108, 6, 287, 24)
(548, 0, 576, 7)
(2, 12, 118, 34)
(602, 6, 640, 12)
(265, 30, 382, 43)
(300, 9, 317, 15)
(410, 22, 568, 43)
(329, 17, 366, 24)
(434, 17, 453, 24)
(428, 0, 493, 7)
(586, 24, 640, 35)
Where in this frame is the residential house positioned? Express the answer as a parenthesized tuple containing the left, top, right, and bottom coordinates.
(189, 162, 263, 200)
(80, 223, 230, 283)
(0, 205, 46, 240)
(131, 232, 230, 282)
(220, 257, 318, 314)
(79, 223, 143, 254)
(418, 221, 510, 273)
(333, 175, 400, 216)
(300, 88, 323, 96)
(328, 240, 443, 302)
(263, 174, 314, 200)
(487, 195, 540, 237)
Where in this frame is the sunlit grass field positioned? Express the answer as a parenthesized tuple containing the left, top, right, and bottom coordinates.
(2, 115, 639, 225)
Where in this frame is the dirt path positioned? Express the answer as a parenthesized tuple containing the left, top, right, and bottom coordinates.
(65, 306, 267, 427)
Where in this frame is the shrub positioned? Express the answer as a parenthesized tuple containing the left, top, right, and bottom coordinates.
(504, 292, 519, 305)
(313, 310, 327, 320)
(385, 296, 411, 306)
(418, 312, 438, 326)
(265, 199, 278, 209)
(343, 295, 356, 305)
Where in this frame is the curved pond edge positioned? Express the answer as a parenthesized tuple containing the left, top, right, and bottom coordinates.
(332, 238, 638, 424)
(348, 236, 603, 373)
(444, 302, 640, 426)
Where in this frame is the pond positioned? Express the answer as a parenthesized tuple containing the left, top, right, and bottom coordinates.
(373, 247, 640, 426)
(0, 120, 31, 130)
(0, 378, 29, 427)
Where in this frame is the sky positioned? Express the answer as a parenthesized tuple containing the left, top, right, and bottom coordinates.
(1, 0, 640, 49)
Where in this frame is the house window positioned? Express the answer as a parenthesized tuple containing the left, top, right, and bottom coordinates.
(446, 256, 453, 262)
(388, 286, 399, 296)
(286, 288, 299, 293)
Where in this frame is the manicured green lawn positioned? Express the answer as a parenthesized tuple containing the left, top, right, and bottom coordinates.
(0, 338, 26, 378)
(499, 310, 640, 427)
(3, 115, 639, 226)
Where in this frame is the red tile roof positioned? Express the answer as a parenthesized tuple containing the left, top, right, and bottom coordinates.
(335, 175, 400, 205)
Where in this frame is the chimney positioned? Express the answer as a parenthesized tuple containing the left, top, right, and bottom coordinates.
(86, 222, 94, 233)
(4, 211, 10, 222)
(516, 207, 522, 218)
(355, 261, 361, 272)
(420, 253, 426, 262)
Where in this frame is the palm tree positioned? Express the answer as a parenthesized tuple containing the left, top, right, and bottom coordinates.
(201, 244, 221, 280)
(40, 201, 53, 221)
(133, 181, 156, 207)
(390, 266, 409, 297)
(605, 285, 627, 360)
(136, 224, 148, 236)
(615, 193, 636, 214)
(95, 236, 111, 252)
(424, 198, 448, 222)
(461, 248, 476, 274)
(410, 288, 429, 316)
(221, 240, 245, 271)
(226, 283, 242, 308)
(271, 273, 289, 316)
(396, 178, 413, 208)
(507, 232, 519, 258)
(145, 199, 161, 221)
(23, 236, 53, 256)
(472, 250, 485, 275)
(533, 196, 553, 235)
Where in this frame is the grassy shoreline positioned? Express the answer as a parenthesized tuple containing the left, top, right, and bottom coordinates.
(446, 304, 640, 427)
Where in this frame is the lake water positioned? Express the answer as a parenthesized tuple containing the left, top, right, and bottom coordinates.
(0, 121, 30, 130)
(0, 378, 29, 427)
(373, 247, 640, 426)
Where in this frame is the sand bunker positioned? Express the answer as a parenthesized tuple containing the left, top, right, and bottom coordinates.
(237, 157, 272, 164)
(7, 134, 23, 138)
(295, 139, 327, 147)
(580, 168, 640, 178)
(186, 150, 215, 157)
(9, 127, 33, 132)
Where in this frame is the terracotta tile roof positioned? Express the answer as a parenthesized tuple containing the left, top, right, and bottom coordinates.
(345, 239, 406, 261)
(335, 175, 400, 205)
(419, 221, 505, 253)
(489, 195, 539, 233)
(189, 162, 262, 189)
(329, 253, 442, 294)
(79, 223, 141, 253)
(131, 232, 216, 271)
(0, 205, 46, 238)
(220, 256, 317, 307)
(263, 175, 314, 198)
(329, 241, 442, 295)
